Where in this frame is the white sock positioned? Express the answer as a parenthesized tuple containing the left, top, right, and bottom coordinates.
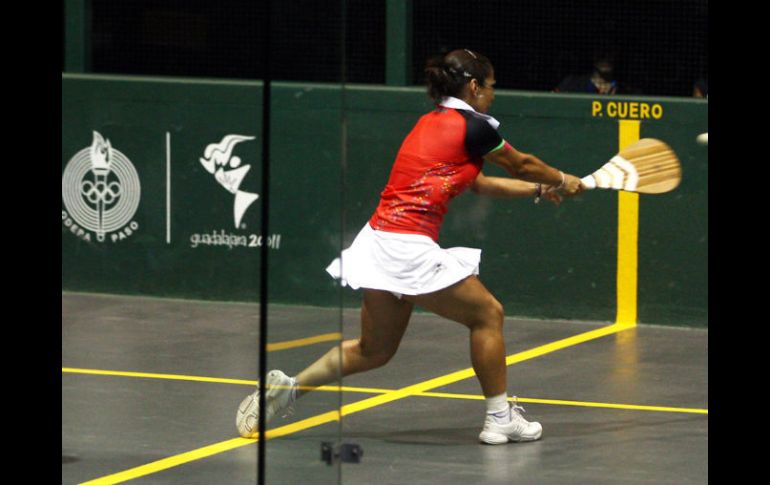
(485, 393, 511, 424)
(290, 377, 298, 402)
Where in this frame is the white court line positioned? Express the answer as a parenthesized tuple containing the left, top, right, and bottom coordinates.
(166, 132, 171, 244)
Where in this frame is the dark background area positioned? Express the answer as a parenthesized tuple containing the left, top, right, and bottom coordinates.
(65, 0, 708, 97)
(411, 0, 708, 96)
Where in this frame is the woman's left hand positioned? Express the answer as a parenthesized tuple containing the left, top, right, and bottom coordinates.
(542, 185, 564, 206)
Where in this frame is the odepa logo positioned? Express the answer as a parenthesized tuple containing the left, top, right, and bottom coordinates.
(62, 131, 141, 242)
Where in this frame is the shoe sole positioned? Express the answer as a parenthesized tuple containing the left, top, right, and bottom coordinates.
(236, 393, 259, 438)
(479, 430, 543, 444)
(236, 371, 293, 438)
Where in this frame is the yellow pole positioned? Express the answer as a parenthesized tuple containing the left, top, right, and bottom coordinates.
(616, 120, 640, 326)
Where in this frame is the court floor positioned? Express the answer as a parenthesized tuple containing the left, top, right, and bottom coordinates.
(62, 292, 708, 484)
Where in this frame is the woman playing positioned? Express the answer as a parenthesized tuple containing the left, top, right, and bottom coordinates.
(237, 48, 584, 444)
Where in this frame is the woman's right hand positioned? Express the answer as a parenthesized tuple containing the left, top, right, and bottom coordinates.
(558, 173, 585, 196)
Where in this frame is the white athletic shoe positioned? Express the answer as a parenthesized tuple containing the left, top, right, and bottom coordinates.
(478, 399, 543, 444)
(236, 370, 296, 438)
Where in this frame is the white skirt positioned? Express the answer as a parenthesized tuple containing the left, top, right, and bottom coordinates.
(325, 223, 481, 298)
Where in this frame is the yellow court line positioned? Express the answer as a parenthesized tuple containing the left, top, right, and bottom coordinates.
(78, 321, 634, 484)
(62, 367, 706, 414)
(62, 367, 391, 395)
(266, 332, 341, 351)
(62, 368, 257, 386)
(505, 322, 633, 365)
(80, 391, 707, 485)
(78, 438, 253, 485)
(343, 322, 635, 416)
(415, 391, 707, 415)
(616, 120, 640, 326)
(515, 397, 707, 415)
(64, 333, 341, 384)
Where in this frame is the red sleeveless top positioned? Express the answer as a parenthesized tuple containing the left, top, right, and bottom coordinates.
(369, 107, 503, 242)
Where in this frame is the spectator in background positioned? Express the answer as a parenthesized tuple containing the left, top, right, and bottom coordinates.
(554, 51, 634, 95)
(693, 77, 708, 98)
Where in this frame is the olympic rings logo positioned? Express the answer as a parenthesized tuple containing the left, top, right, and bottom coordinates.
(81, 180, 122, 204)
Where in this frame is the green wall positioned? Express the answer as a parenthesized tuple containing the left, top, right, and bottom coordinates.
(62, 74, 707, 327)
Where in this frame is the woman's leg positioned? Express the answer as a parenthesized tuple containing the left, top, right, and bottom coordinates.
(404, 275, 506, 397)
(295, 289, 413, 395)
